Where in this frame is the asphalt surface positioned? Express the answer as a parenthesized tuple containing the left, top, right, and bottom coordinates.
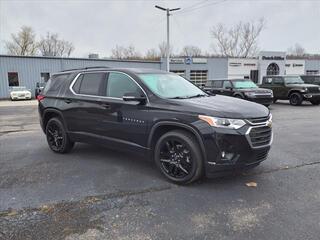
(0, 100, 320, 240)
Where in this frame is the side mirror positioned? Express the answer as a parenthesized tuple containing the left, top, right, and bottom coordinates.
(226, 86, 233, 90)
(122, 92, 147, 103)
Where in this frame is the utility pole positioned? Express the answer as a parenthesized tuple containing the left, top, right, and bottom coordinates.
(155, 5, 181, 72)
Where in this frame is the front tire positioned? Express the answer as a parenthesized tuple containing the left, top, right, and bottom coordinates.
(154, 130, 204, 184)
(46, 117, 74, 153)
(289, 92, 303, 106)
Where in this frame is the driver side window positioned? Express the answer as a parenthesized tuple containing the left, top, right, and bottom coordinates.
(223, 81, 232, 89)
(106, 72, 141, 98)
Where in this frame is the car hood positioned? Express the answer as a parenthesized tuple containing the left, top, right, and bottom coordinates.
(168, 95, 269, 119)
(286, 83, 319, 88)
(236, 88, 272, 93)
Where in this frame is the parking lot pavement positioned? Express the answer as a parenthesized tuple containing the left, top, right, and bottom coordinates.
(0, 100, 320, 240)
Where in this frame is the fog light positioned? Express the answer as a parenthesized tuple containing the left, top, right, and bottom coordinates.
(221, 151, 234, 161)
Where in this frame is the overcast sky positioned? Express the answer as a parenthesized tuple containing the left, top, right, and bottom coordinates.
(0, 0, 319, 58)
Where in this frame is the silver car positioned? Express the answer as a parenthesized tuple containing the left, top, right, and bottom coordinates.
(9, 86, 32, 100)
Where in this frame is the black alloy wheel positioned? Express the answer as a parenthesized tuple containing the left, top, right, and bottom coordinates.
(289, 93, 303, 106)
(155, 130, 203, 184)
(46, 118, 74, 153)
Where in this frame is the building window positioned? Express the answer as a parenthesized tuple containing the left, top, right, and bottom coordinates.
(190, 70, 208, 86)
(306, 70, 319, 75)
(8, 72, 19, 86)
(41, 72, 50, 82)
(170, 70, 186, 78)
(266, 63, 280, 76)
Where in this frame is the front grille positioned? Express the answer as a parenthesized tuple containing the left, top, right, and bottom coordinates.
(246, 116, 269, 125)
(308, 87, 320, 93)
(249, 126, 272, 147)
(256, 149, 269, 161)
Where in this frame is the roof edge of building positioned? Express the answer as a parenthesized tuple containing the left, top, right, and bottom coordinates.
(0, 54, 161, 63)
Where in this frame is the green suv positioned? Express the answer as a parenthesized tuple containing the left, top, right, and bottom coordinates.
(260, 75, 320, 106)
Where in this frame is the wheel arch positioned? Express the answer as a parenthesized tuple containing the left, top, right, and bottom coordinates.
(147, 121, 207, 162)
(42, 108, 67, 132)
(288, 89, 303, 97)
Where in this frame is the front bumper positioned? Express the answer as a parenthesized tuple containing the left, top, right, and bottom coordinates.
(195, 119, 272, 178)
(11, 95, 32, 100)
(245, 95, 273, 106)
(303, 93, 320, 101)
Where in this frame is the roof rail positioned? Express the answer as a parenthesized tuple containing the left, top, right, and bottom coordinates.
(60, 66, 110, 72)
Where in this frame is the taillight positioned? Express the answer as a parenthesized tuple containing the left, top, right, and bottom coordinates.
(37, 95, 45, 101)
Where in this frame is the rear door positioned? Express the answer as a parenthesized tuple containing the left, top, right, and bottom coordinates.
(210, 80, 223, 95)
(64, 72, 107, 134)
(272, 77, 287, 99)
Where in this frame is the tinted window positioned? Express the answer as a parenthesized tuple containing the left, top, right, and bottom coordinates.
(72, 74, 83, 94)
(263, 77, 273, 84)
(106, 72, 141, 98)
(273, 77, 284, 85)
(44, 74, 70, 94)
(79, 73, 104, 95)
(222, 81, 232, 89)
(212, 80, 223, 88)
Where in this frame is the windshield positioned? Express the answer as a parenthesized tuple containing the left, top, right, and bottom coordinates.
(138, 73, 206, 99)
(232, 80, 258, 89)
(284, 76, 304, 84)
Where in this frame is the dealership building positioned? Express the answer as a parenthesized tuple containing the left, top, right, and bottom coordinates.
(0, 51, 320, 99)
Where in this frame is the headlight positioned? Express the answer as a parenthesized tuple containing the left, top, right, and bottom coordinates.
(199, 115, 246, 129)
(270, 91, 274, 97)
(244, 92, 256, 97)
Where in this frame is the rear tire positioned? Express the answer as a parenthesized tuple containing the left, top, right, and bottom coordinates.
(311, 100, 320, 105)
(154, 130, 203, 184)
(289, 93, 303, 106)
(46, 117, 74, 153)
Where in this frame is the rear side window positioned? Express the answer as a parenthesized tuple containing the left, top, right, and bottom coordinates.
(106, 72, 141, 98)
(72, 75, 83, 94)
(212, 80, 223, 88)
(273, 77, 284, 85)
(44, 74, 70, 94)
(263, 77, 273, 84)
(78, 73, 105, 95)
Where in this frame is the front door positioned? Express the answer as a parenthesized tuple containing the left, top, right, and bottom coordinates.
(95, 71, 149, 150)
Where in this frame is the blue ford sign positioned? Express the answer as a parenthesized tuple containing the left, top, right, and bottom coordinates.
(185, 57, 192, 65)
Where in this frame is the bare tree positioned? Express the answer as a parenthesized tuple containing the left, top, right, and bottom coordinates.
(38, 32, 74, 57)
(287, 43, 306, 57)
(158, 41, 174, 58)
(145, 48, 160, 60)
(211, 18, 265, 58)
(5, 26, 38, 56)
(180, 45, 202, 57)
(111, 45, 141, 59)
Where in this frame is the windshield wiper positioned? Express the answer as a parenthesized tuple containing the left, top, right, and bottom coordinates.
(168, 96, 188, 99)
(186, 94, 207, 99)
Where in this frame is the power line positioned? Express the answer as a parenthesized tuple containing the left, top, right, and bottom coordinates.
(176, 0, 228, 16)
(180, 0, 210, 12)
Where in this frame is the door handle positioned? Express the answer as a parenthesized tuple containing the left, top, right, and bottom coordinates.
(64, 99, 72, 104)
(101, 103, 110, 109)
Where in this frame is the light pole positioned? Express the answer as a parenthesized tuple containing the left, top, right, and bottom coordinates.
(155, 5, 181, 72)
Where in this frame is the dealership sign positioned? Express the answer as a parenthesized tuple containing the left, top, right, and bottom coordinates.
(192, 58, 207, 64)
(261, 56, 285, 61)
(170, 58, 184, 64)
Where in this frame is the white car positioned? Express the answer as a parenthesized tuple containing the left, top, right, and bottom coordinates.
(10, 86, 32, 100)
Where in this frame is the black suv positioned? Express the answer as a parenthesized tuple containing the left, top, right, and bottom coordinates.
(260, 75, 320, 106)
(38, 67, 272, 184)
(204, 79, 273, 107)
